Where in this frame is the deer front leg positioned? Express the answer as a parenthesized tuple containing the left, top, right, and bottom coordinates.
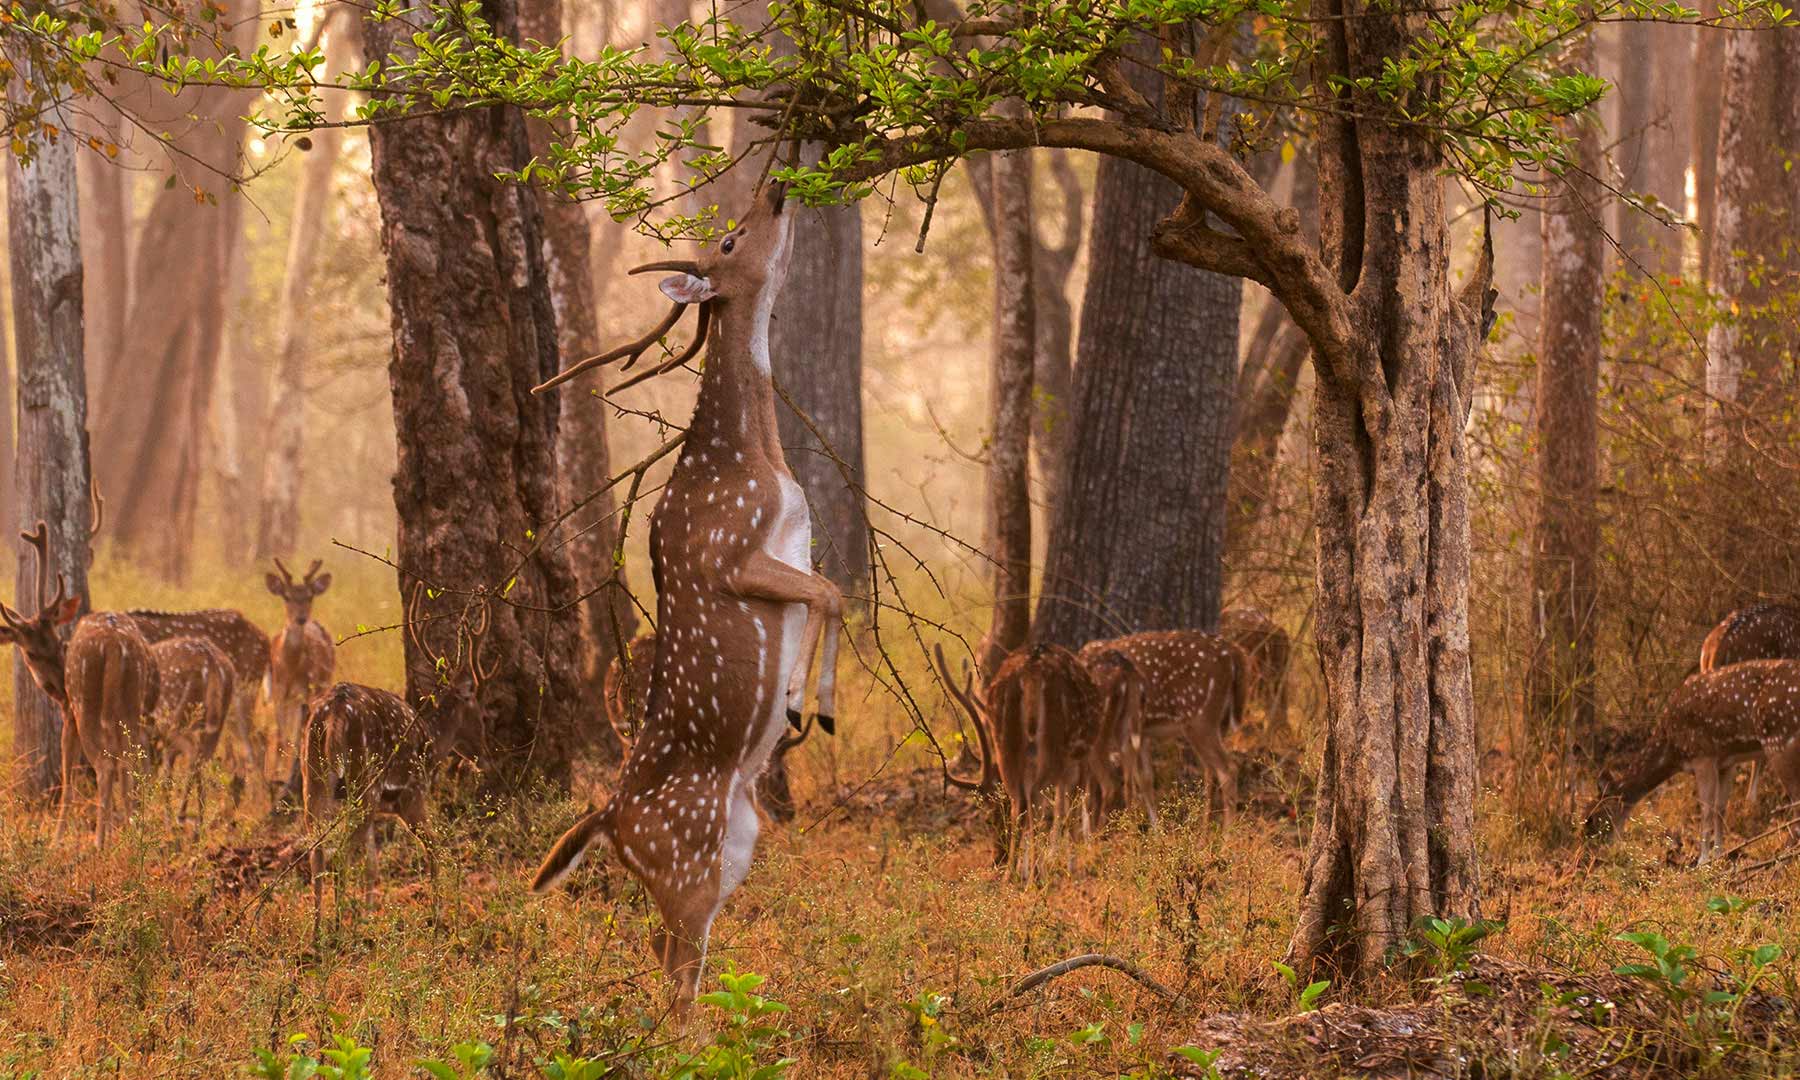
(723, 552, 844, 730)
(53, 714, 78, 844)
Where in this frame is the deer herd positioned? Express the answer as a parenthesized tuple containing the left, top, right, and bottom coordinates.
(9, 185, 1800, 1010)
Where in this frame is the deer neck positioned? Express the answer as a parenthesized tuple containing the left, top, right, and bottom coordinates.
(685, 296, 785, 468)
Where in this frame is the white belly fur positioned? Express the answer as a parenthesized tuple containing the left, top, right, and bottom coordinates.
(742, 470, 811, 783)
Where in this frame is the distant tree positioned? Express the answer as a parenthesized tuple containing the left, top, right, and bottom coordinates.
(362, 0, 587, 775)
(1614, 30, 1689, 273)
(1693, 1, 1727, 285)
(6, 82, 95, 797)
(1528, 30, 1603, 752)
(257, 9, 360, 562)
(1034, 142, 1240, 649)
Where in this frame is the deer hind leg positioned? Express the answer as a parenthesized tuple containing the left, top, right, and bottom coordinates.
(94, 758, 115, 850)
(53, 716, 79, 844)
(1693, 758, 1725, 864)
(645, 864, 725, 1011)
(1191, 724, 1236, 826)
(1760, 742, 1800, 846)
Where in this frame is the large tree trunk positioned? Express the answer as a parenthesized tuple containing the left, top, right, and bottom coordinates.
(363, 0, 587, 777)
(1527, 44, 1603, 755)
(256, 13, 358, 561)
(771, 196, 870, 599)
(1034, 154, 1240, 649)
(980, 130, 1036, 676)
(89, 1, 253, 580)
(518, 0, 638, 712)
(7, 105, 95, 797)
(1289, 0, 1490, 976)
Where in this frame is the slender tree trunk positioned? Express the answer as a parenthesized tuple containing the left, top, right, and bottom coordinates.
(1693, 0, 1726, 285)
(76, 137, 128, 398)
(518, 0, 638, 711)
(363, 0, 586, 776)
(1528, 45, 1603, 752)
(1289, 0, 1492, 976)
(770, 196, 870, 598)
(1034, 153, 1240, 649)
(215, 222, 262, 564)
(257, 14, 357, 561)
(980, 129, 1036, 676)
(7, 102, 95, 797)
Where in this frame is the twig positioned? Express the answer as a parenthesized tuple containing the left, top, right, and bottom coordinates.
(991, 953, 1180, 1012)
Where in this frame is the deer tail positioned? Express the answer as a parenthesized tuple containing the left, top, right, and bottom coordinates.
(531, 806, 614, 893)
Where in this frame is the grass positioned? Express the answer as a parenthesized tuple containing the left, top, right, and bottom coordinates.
(3, 565, 1800, 1077)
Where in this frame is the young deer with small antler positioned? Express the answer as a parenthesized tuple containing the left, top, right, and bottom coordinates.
(0, 523, 160, 847)
(266, 558, 336, 793)
(129, 608, 269, 781)
(1586, 659, 1800, 861)
(1078, 631, 1248, 823)
(529, 183, 844, 1007)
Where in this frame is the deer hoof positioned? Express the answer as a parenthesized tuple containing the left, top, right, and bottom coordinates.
(786, 708, 804, 731)
(816, 713, 836, 736)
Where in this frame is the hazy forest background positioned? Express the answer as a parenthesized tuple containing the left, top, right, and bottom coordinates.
(3, 0, 1800, 1074)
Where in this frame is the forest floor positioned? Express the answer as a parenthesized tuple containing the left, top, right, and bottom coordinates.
(3, 589, 1800, 1075)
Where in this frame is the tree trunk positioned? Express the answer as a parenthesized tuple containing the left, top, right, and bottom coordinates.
(770, 199, 870, 598)
(518, 0, 639, 712)
(1289, 0, 1490, 976)
(1615, 24, 1684, 274)
(76, 136, 129, 398)
(1034, 154, 1240, 649)
(1528, 41, 1603, 752)
(256, 14, 358, 561)
(89, 2, 253, 580)
(1693, 0, 1726, 285)
(363, 0, 586, 777)
(980, 130, 1036, 676)
(7, 101, 95, 797)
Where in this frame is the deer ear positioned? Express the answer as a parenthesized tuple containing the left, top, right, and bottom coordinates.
(659, 273, 716, 305)
(265, 573, 285, 596)
(310, 573, 332, 596)
(52, 596, 82, 626)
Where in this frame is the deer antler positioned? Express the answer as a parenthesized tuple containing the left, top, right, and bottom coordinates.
(467, 600, 499, 694)
(302, 559, 323, 584)
(406, 580, 447, 673)
(88, 481, 104, 541)
(934, 643, 996, 793)
(605, 302, 712, 398)
(532, 301, 689, 394)
(272, 557, 296, 587)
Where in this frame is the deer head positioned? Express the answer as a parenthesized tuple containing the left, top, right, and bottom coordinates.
(0, 523, 85, 705)
(266, 558, 331, 627)
(532, 182, 795, 394)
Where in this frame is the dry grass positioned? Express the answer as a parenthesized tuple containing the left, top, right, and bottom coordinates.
(2, 567, 1800, 1078)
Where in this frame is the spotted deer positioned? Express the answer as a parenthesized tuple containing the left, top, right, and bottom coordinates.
(1586, 659, 1800, 861)
(0, 523, 159, 847)
(129, 609, 269, 780)
(1077, 630, 1248, 823)
(529, 183, 844, 1007)
(1219, 607, 1290, 733)
(1691, 602, 1800, 822)
(266, 558, 336, 794)
(147, 636, 237, 824)
(1082, 647, 1154, 827)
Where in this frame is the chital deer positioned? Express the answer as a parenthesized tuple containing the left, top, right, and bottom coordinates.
(1077, 630, 1248, 823)
(129, 608, 269, 781)
(1692, 602, 1800, 818)
(0, 524, 159, 847)
(529, 183, 844, 1007)
(147, 636, 237, 825)
(301, 681, 461, 929)
(1586, 659, 1800, 861)
(1220, 607, 1290, 733)
(1083, 647, 1154, 828)
(266, 558, 336, 795)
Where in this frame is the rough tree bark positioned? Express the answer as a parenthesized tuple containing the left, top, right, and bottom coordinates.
(771, 193, 870, 598)
(980, 129, 1037, 676)
(7, 106, 95, 796)
(518, 0, 639, 707)
(1693, 0, 1725, 285)
(89, 0, 254, 579)
(363, 0, 587, 776)
(256, 10, 358, 561)
(1528, 43, 1603, 746)
(1034, 152, 1241, 648)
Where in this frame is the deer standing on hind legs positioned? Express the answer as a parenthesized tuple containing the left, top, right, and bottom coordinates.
(529, 182, 844, 1010)
(0, 523, 159, 847)
(266, 558, 335, 799)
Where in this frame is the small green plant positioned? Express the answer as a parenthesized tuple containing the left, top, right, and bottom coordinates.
(249, 1033, 373, 1080)
(665, 968, 796, 1080)
(416, 1040, 494, 1080)
(542, 1053, 609, 1080)
(1405, 916, 1503, 984)
(1614, 930, 1701, 1005)
(1170, 1045, 1224, 1079)
(1271, 960, 1328, 1012)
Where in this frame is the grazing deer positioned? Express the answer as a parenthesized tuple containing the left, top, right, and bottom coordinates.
(147, 636, 237, 825)
(1219, 607, 1290, 733)
(301, 681, 460, 928)
(529, 183, 845, 1007)
(129, 608, 269, 781)
(1585, 659, 1800, 861)
(1083, 647, 1154, 828)
(1077, 631, 1248, 823)
(1683, 603, 1800, 835)
(266, 558, 336, 794)
(0, 524, 159, 847)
